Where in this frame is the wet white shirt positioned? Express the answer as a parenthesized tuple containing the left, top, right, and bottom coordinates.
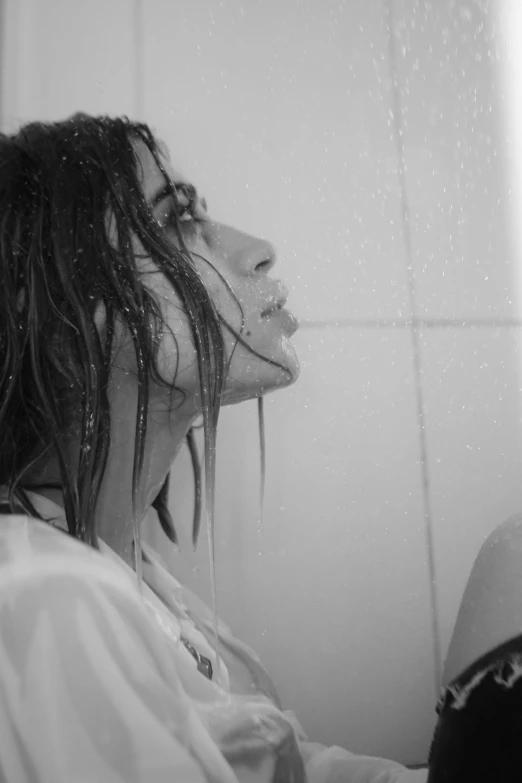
(0, 497, 427, 783)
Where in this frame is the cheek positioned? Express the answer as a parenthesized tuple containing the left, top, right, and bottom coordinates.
(156, 293, 199, 390)
(94, 277, 202, 405)
(121, 267, 201, 392)
(195, 259, 245, 332)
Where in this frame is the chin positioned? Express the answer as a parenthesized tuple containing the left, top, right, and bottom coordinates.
(221, 360, 300, 407)
(219, 331, 301, 406)
(263, 339, 301, 390)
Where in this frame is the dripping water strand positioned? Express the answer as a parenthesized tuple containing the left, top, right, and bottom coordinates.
(202, 422, 225, 690)
(258, 396, 266, 524)
(133, 0, 144, 121)
(186, 428, 202, 550)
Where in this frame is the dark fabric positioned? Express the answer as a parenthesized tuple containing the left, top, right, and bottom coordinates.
(428, 633, 522, 782)
(0, 503, 23, 515)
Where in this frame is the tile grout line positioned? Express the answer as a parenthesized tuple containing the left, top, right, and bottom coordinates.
(386, 0, 443, 695)
(298, 318, 522, 329)
(134, 0, 145, 122)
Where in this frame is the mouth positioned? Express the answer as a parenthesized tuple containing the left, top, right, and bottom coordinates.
(261, 301, 299, 337)
(261, 296, 288, 318)
(259, 284, 299, 335)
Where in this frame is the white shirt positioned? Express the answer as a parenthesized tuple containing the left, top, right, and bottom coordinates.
(0, 495, 426, 783)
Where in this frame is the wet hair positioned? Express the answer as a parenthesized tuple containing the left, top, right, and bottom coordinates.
(0, 112, 291, 551)
(0, 111, 229, 549)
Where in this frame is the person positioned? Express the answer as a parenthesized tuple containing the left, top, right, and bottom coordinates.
(0, 112, 427, 782)
(427, 511, 522, 780)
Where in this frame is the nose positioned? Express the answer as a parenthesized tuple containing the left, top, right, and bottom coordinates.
(210, 223, 276, 277)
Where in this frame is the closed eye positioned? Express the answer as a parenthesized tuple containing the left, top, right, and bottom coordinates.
(155, 184, 207, 236)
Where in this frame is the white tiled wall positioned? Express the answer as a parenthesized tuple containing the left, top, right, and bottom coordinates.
(394, 0, 515, 321)
(421, 326, 522, 666)
(3, 0, 522, 768)
(394, 0, 522, 676)
(1, 0, 136, 127)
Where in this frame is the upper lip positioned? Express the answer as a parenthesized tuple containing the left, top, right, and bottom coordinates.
(261, 285, 289, 316)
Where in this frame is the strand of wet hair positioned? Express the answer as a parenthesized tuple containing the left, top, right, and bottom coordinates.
(151, 471, 178, 548)
(187, 427, 203, 549)
(258, 396, 266, 525)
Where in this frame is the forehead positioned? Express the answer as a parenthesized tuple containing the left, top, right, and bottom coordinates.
(132, 138, 190, 201)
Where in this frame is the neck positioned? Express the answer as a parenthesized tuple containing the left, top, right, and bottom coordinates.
(96, 416, 196, 567)
(27, 387, 199, 568)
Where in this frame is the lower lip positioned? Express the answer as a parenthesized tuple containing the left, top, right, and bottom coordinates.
(263, 308, 300, 335)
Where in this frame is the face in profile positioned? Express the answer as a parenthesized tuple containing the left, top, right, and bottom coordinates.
(131, 140, 300, 408)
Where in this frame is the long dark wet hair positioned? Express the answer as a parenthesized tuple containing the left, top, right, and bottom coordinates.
(0, 112, 224, 549)
(0, 112, 291, 550)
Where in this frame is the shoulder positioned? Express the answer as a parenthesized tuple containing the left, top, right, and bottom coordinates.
(443, 512, 522, 685)
(0, 513, 138, 603)
(0, 519, 231, 783)
(0, 515, 174, 701)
